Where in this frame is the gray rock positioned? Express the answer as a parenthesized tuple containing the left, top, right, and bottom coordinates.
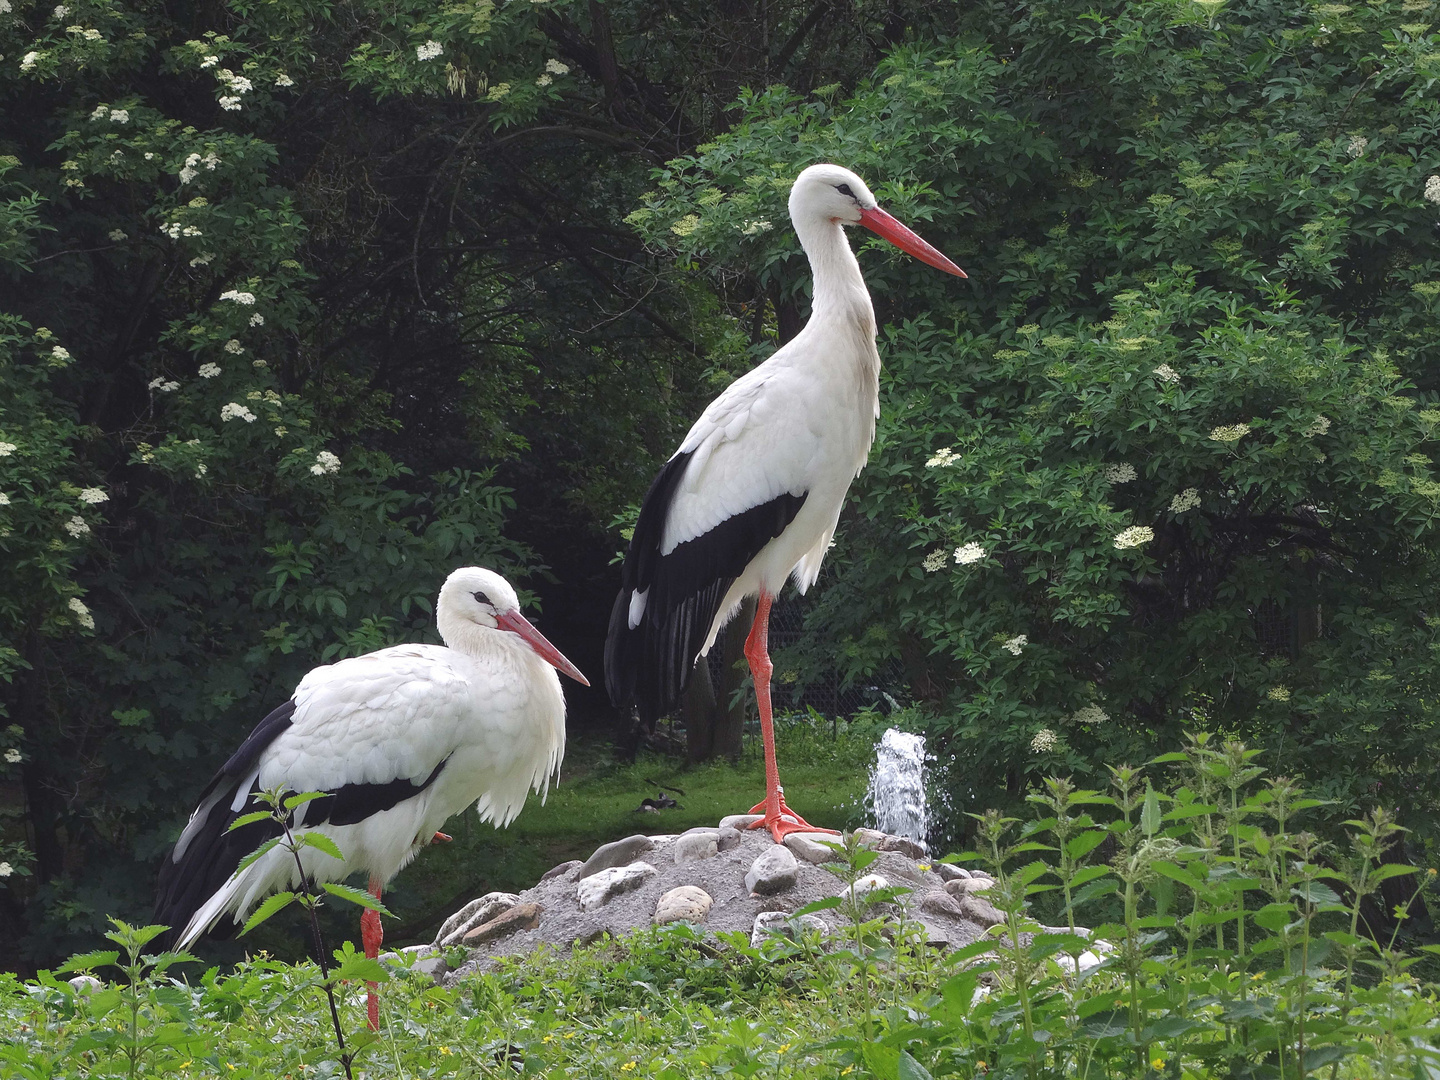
(578, 834, 656, 880)
(750, 910, 829, 948)
(957, 891, 1004, 928)
(673, 831, 719, 864)
(934, 863, 972, 883)
(463, 902, 543, 944)
(851, 828, 887, 847)
(412, 954, 448, 984)
(851, 873, 889, 903)
(719, 813, 763, 832)
(576, 862, 658, 912)
(434, 892, 520, 946)
(944, 876, 994, 897)
(715, 827, 743, 852)
(653, 885, 713, 925)
(540, 859, 582, 883)
(744, 845, 800, 896)
(920, 890, 967, 919)
(783, 832, 842, 865)
(877, 836, 927, 860)
(67, 975, 102, 995)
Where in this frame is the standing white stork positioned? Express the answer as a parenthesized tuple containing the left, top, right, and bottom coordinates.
(605, 163, 965, 842)
(155, 566, 586, 1028)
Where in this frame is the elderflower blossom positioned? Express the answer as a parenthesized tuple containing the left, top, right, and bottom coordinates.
(90, 104, 108, 120)
(108, 229, 126, 241)
(218, 96, 242, 111)
(922, 548, 948, 572)
(21, 51, 40, 71)
(1427, 176, 1440, 204)
(0, 492, 9, 506)
(223, 339, 244, 355)
(1209, 423, 1250, 443)
(740, 219, 772, 235)
(1002, 634, 1028, 656)
(0, 862, 11, 877)
(416, 40, 443, 61)
(220, 402, 256, 422)
(1030, 728, 1058, 753)
(249, 313, 264, 326)
(68, 596, 94, 628)
(670, 215, 701, 237)
(309, 450, 341, 476)
(1267, 686, 1291, 702)
(275, 72, 294, 88)
(1303, 415, 1331, 438)
(1070, 704, 1108, 725)
(219, 289, 255, 305)
(109, 109, 128, 124)
(545, 58, 569, 75)
(1113, 525, 1154, 549)
(1170, 488, 1200, 513)
(53, 4, 68, 17)
(78, 488, 108, 504)
(198, 362, 221, 378)
(954, 542, 987, 565)
(64, 515, 91, 538)
(200, 55, 219, 69)
(0, 1, 11, 13)
(926, 447, 960, 468)
(1153, 363, 1180, 384)
(3, 749, 19, 763)
(50, 346, 70, 362)
(1103, 462, 1136, 484)
(0, 442, 15, 456)
(1347, 134, 1368, 158)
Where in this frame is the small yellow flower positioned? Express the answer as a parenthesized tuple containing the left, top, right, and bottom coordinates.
(840, 1068, 855, 1076)
(542, 1035, 553, 1043)
(917, 863, 931, 871)
(777, 1043, 791, 1054)
(1251, 972, 1264, 981)
(620, 1063, 637, 1073)
(440, 1045, 452, 1055)
(1151, 1057, 1165, 1069)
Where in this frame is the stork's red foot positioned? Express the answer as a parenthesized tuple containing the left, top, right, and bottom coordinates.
(431, 831, 452, 843)
(747, 791, 841, 844)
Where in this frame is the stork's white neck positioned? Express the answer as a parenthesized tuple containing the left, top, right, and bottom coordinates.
(437, 613, 507, 662)
(794, 216, 876, 328)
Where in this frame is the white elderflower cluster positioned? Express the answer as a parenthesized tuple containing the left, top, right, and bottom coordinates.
(0, 442, 15, 456)
(4, 748, 19, 763)
(219, 289, 255, 305)
(78, 488, 108, 504)
(109, 108, 128, 124)
(21, 51, 41, 72)
(1209, 423, 1250, 443)
(926, 447, 960, 468)
(198, 363, 221, 378)
(68, 596, 94, 628)
(0, 492, 9, 506)
(416, 40, 443, 61)
(0, 862, 11, 877)
(90, 104, 108, 119)
(275, 72, 294, 87)
(1069, 704, 1108, 725)
(310, 450, 341, 476)
(148, 376, 180, 392)
(219, 96, 242, 111)
(200, 54, 219, 69)
(1153, 363, 1180, 384)
(545, 58, 569, 75)
(1303, 415, 1331, 438)
(740, 219, 772, 235)
(921, 548, 947, 572)
(1002, 634, 1028, 656)
(1347, 134, 1368, 158)
(220, 402, 256, 422)
(108, 229, 126, 241)
(53, 4, 68, 16)
(1267, 686, 1291, 702)
(252, 359, 268, 368)
(1103, 462, 1136, 484)
(954, 542, 987, 565)
(1426, 176, 1440, 204)
(0, 1, 12, 14)
(194, 463, 207, 477)
(50, 346, 71, 362)
(1030, 728, 1058, 753)
(1113, 525, 1154, 549)
(249, 313, 264, 326)
(536, 73, 553, 87)
(1170, 488, 1200, 513)
(64, 515, 91, 538)
(223, 339, 244, 354)
(189, 252, 213, 267)
(159, 222, 203, 239)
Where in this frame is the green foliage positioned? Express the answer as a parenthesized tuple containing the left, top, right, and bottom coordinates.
(632, 0, 1440, 840)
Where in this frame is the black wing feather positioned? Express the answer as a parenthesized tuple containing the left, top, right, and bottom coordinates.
(605, 449, 806, 724)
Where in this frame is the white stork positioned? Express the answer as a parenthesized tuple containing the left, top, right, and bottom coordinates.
(155, 566, 586, 1027)
(605, 163, 965, 842)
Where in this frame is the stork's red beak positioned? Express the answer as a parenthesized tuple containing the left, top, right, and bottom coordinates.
(858, 206, 967, 278)
(496, 610, 590, 685)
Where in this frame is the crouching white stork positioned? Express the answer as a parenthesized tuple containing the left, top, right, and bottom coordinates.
(605, 164, 965, 842)
(155, 566, 586, 1028)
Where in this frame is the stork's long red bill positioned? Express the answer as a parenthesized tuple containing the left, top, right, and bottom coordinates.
(497, 609, 590, 685)
(858, 206, 967, 278)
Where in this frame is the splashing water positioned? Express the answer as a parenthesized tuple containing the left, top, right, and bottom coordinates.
(867, 728, 928, 848)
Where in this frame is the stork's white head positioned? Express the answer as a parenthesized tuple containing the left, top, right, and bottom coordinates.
(437, 567, 589, 684)
(788, 162, 967, 278)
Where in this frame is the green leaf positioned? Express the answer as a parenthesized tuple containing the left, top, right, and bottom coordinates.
(1367, 864, 1419, 884)
(322, 882, 394, 916)
(1141, 786, 1161, 837)
(1065, 830, 1108, 860)
(300, 832, 345, 861)
(897, 1050, 932, 1080)
(283, 790, 329, 810)
(241, 892, 297, 934)
(331, 955, 390, 984)
(57, 950, 119, 974)
(227, 810, 275, 832)
(237, 837, 282, 873)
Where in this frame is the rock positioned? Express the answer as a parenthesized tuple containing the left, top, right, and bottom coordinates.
(920, 890, 967, 919)
(462, 902, 543, 945)
(750, 910, 829, 948)
(576, 862, 658, 912)
(970, 869, 996, 883)
(851, 873, 889, 903)
(68, 975, 102, 995)
(435, 892, 520, 946)
(578, 834, 656, 880)
(851, 828, 887, 847)
(719, 813, 763, 832)
(412, 954, 449, 983)
(540, 859, 582, 883)
(715, 826, 743, 852)
(943, 876, 994, 897)
(877, 836, 927, 860)
(653, 885, 713, 925)
(956, 892, 1005, 928)
(783, 832, 842, 865)
(673, 831, 719, 864)
(745, 845, 800, 896)
(934, 863, 972, 883)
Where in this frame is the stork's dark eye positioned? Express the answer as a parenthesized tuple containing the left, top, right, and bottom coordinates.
(472, 591, 492, 607)
(836, 183, 856, 198)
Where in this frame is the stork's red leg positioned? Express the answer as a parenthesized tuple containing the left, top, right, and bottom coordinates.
(361, 876, 383, 1031)
(743, 592, 839, 843)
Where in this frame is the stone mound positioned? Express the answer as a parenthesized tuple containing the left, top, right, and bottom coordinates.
(402, 817, 1001, 986)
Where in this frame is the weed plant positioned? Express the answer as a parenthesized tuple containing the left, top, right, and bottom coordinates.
(2, 733, 1436, 1078)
